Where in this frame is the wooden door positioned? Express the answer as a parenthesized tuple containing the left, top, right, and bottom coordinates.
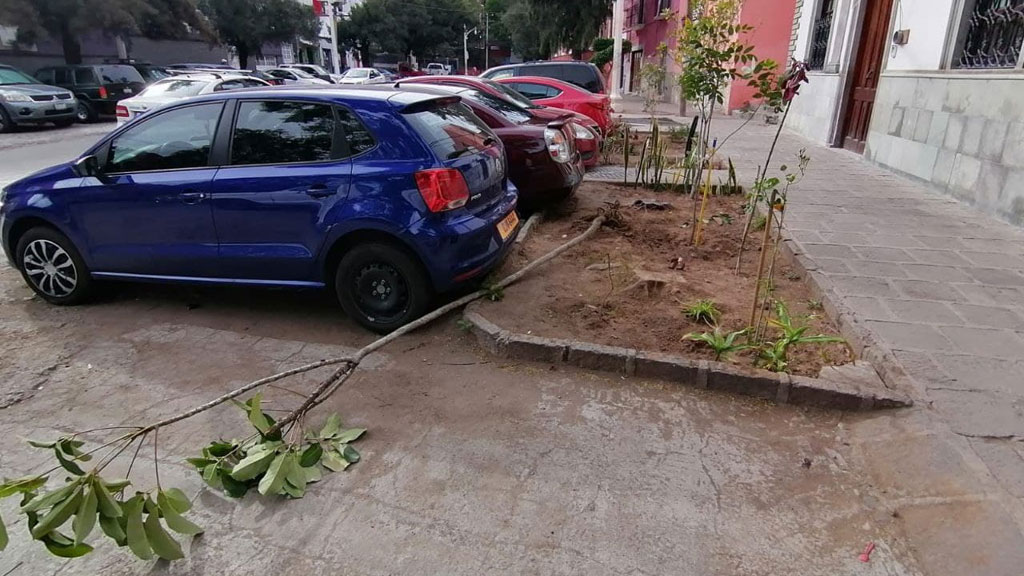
(840, 0, 894, 153)
(629, 50, 643, 92)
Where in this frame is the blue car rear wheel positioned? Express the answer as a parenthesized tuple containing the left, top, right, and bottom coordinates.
(335, 243, 431, 333)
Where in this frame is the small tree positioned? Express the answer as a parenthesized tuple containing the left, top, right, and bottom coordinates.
(198, 0, 317, 69)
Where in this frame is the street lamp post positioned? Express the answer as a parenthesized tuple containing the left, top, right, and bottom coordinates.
(464, 25, 477, 74)
(610, 0, 624, 103)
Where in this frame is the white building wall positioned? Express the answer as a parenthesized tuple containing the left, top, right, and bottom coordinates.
(886, 0, 956, 70)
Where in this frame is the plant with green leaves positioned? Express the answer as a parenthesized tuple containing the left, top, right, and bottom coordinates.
(758, 301, 845, 372)
(683, 327, 752, 361)
(639, 43, 669, 115)
(683, 299, 721, 325)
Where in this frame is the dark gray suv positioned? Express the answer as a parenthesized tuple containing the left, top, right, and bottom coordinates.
(0, 64, 77, 132)
(480, 61, 606, 94)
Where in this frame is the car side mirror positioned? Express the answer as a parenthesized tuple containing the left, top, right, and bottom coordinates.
(72, 155, 100, 177)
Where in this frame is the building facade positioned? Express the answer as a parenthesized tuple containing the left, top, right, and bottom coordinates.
(789, 0, 1024, 225)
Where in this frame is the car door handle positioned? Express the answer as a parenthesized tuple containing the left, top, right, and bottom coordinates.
(305, 185, 334, 199)
(179, 191, 207, 205)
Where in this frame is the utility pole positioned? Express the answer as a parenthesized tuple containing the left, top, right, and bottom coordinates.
(328, 1, 342, 75)
(464, 25, 477, 74)
(484, 10, 489, 70)
(610, 0, 624, 103)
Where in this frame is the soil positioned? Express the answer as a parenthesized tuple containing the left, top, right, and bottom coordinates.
(487, 181, 852, 377)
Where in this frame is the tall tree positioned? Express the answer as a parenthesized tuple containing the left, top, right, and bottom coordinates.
(0, 0, 208, 64)
(502, 0, 611, 59)
(198, 0, 317, 69)
(337, 0, 475, 65)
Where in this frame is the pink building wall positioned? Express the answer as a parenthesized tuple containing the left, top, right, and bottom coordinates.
(729, 0, 798, 111)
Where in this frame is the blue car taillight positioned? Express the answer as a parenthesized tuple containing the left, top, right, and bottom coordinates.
(415, 168, 470, 212)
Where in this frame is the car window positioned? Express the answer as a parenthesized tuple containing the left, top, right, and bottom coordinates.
(403, 101, 494, 160)
(3, 67, 39, 84)
(53, 69, 73, 84)
(267, 70, 291, 79)
(231, 100, 335, 165)
(107, 103, 223, 173)
(457, 88, 532, 124)
(482, 79, 539, 108)
(511, 82, 558, 100)
(98, 65, 144, 84)
(139, 79, 210, 98)
(344, 69, 369, 78)
(242, 79, 267, 87)
(335, 107, 376, 157)
(486, 69, 515, 80)
(561, 65, 600, 92)
(74, 68, 97, 85)
(524, 64, 560, 79)
(214, 80, 244, 91)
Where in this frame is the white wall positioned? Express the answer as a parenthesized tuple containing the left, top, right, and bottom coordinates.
(885, 0, 956, 71)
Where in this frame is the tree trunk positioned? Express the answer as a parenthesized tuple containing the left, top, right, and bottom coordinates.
(237, 45, 249, 70)
(360, 45, 372, 66)
(60, 23, 82, 64)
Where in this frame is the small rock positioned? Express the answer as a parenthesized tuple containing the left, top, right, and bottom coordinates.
(801, 457, 812, 469)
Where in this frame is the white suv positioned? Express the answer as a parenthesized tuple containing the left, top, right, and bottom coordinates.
(425, 63, 447, 76)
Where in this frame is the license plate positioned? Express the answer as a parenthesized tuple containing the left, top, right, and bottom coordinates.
(497, 211, 519, 241)
(124, 87, 133, 94)
(54, 102, 68, 110)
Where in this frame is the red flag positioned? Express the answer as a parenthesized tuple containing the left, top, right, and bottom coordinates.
(312, 0, 326, 16)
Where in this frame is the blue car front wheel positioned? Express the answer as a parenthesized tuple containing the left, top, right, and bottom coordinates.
(16, 227, 93, 305)
(335, 243, 432, 334)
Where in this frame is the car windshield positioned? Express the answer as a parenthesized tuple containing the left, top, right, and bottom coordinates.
(484, 79, 541, 109)
(302, 65, 329, 75)
(404, 101, 494, 160)
(288, 68, 316, 78)
(0, 67, 38, 85)
(98, 65, 144, 84)
(343, 69, 370, 78)
(140, 67, 171, 81)
(139, 78, 211, 97)
(458, 88, 533, 124)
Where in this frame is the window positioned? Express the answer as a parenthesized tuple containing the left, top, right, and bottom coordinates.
(74, 68, 96, 85)
(511, 82, 560, 100)
(97, 65, 144, 84)
(336, 107, 376, 156)
(561, 65, 601, 92)
(954, 0, 1024, 69)
(232, 100, 335, 165)
(267, 70, 295, 80)
(2, 67, 39, 85)
(403, 102, 494, 160)
(487, 69, 515, 79)
(808, 0, 835, 70)
(658, 0, 672, 12)
(107, 103, 223, 173)
(140, 79, 210, 98)
(214, 79, 245, 91)
(53, 68, 72, 85)
(457, 88, 533, 124)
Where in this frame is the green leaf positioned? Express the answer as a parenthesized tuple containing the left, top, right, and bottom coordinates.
(31, 485, 83, 539)
(157, 492, 203, 536)
(341, 445, 360, 464)
(186, 457, 215, 469)
(218, 471, 250, 498)
(125, 496, 153, 560)
(201, 464, 223, 490)
(0, 510, 7, 551)
(102, 479, 131, 492)
(245, 394, 272, 434)
(162, 488, 191, 513)
(205, 442, 236, 458)
(303, 465, 322, 484)
(257, 452, 292, 496)
(320, 414, 342, 439)
(322, 451, 349, 472)
(93, 478, 123, 518)
(299, 443, 323, 468)
(334, 428, 366, 444)
(285, 458, 307, 496)
(43, 537, 93, 558)
(0, 475, 48, 498)
(27, 439, 57, 449)
(59, 439, 91, 462)
(54, 446, 86, 476)
(230, 447, 277, 481)
(98, 513, 127, 545)
(143, 507, 184, 560)
(281, 482, 304, 499)
(72, 485, 98, 544)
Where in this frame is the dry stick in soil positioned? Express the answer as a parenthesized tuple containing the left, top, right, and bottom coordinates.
(737, 102, 791, 272)
(749, 205, 776, 330)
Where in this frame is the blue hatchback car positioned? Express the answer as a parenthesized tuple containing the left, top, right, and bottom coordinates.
(0, 87, 520, 332)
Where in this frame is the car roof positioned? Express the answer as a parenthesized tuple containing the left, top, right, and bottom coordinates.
(184, 85, 456, 108)
(504, 75, 581, 90)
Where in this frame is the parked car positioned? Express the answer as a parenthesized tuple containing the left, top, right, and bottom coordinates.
(167, 63, 236, 71)
(376, 69, 398, 82)
(480, 61, 606, 94)
(103, 59, 171, 84)
(34, 64, 146, 122)
(264, 68, 332, 85)
(116, 73, 271, 126)
(497, 76, 612, 134)
(0, 87, 519, 332)
(0, 64, 77, 132)
(425, 63, 447, 76)
(336, 68, 388, 85)
(393, 82, 583, 210)
(396, 75, 602, 167)
(281, 63, 336, 84)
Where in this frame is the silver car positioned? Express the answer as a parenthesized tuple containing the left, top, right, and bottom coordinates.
(116, 72, 270, 126)
(0, 64, 77, 133)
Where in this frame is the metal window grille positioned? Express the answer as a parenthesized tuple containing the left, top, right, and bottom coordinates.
(808, 0, 835, 70)
(956, 0, 1024, 68)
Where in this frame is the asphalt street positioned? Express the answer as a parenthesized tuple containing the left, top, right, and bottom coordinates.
(0, 123, 112, 188)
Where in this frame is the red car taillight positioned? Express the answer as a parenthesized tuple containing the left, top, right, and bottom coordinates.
(99, 86, 108, 99)
(415, 168, 470, 212)
(115, 105, 129, 118)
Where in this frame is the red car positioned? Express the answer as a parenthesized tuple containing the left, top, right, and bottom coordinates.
(396, 75, 602, 167)
(496, 76, 613, 134)
(394, 82, 584, 210)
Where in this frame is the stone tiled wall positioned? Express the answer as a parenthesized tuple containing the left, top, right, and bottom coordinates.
(786, 71, 842, 144)
(865, 74, 1024, 226)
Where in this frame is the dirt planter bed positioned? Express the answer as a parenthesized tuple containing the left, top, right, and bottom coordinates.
(466, 181, 911, 410)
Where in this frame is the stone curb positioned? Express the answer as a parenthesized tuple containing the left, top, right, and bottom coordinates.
(463, 305, 911, 411)
(779, 238, 925, 405)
